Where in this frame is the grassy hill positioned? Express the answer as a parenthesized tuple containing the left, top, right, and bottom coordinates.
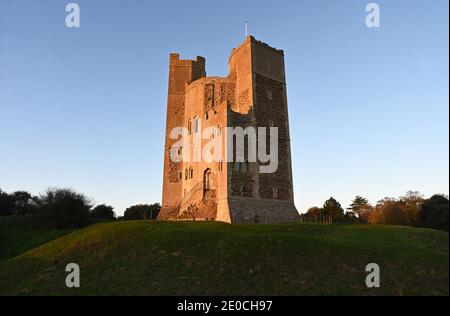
(0, 216, 72, 262)
(0, 218, 448, 296)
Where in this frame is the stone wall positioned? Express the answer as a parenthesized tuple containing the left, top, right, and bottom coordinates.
(159, 36, 299, 224)
(228, 198, 299, 224)
(254, 74, 292, 201)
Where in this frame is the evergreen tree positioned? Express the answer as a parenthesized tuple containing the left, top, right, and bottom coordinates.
(347, 196, 373, 222)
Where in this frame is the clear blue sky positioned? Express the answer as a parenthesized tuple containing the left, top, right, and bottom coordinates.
(1, 0, 448, 215)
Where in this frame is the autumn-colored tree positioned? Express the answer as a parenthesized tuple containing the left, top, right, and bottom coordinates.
(370, 191, 425, 226)
(305, 206, 323, 221)
(306, 206, 322, 217)
(371, 198, 403, 225)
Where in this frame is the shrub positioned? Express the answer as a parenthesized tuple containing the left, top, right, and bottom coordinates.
(0, 189, 13, 216)
(91, 204, 116, 220)
(123, 203, 161, 220)
(0, 189, 36, 216)
(33, 188, 92, 229)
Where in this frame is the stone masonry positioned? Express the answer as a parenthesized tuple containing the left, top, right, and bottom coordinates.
(157, 36, 299, 224)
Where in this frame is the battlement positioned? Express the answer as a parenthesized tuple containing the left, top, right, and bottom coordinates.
(230, 36, 284, 60)
(169, 53, 206, 70)
(251, 37, 284, 55)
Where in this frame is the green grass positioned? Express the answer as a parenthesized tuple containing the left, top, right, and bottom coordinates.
(0, 215, 72, 262)
(0, 219, 448, 295)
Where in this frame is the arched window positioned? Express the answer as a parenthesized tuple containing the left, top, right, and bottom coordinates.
(193, 116, 199, 133)
(203, 169, 212, 192)
(185, 168, 188, 180)
(188, 119, 192, 134)
(190, 167, 194, 179)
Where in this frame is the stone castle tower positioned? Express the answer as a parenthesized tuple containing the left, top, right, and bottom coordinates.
(157, 36, 299, 224)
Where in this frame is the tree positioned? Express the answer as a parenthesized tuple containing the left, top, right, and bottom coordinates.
(91, 204, 116, 220)
(343, 210, 359, 223)
(370, 192, 425, 227)
(399, 191, 424, 226)
(347, 196, 373, 223)
(305, 207, 322, 221)
(10, 191, 35, 215)
(1, 189, 37, 216)
(322, 197, 344, 221)
(0, 189, 13, 216)
(306, 206, 322, 216)
(123, 203, 161, 220)
(371, 197, 409, 226)
(146, 203, 161, 219)
(33, 188, 93, 229)
(419, 194, 449, 232)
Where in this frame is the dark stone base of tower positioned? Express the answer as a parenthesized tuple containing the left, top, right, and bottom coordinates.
(158, 36, 300, 224)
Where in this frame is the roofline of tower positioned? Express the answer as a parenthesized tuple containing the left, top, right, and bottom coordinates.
(229, 36, 284, 61)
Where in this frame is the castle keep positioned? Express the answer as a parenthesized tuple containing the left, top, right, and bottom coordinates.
(157, 36, 299, 224)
